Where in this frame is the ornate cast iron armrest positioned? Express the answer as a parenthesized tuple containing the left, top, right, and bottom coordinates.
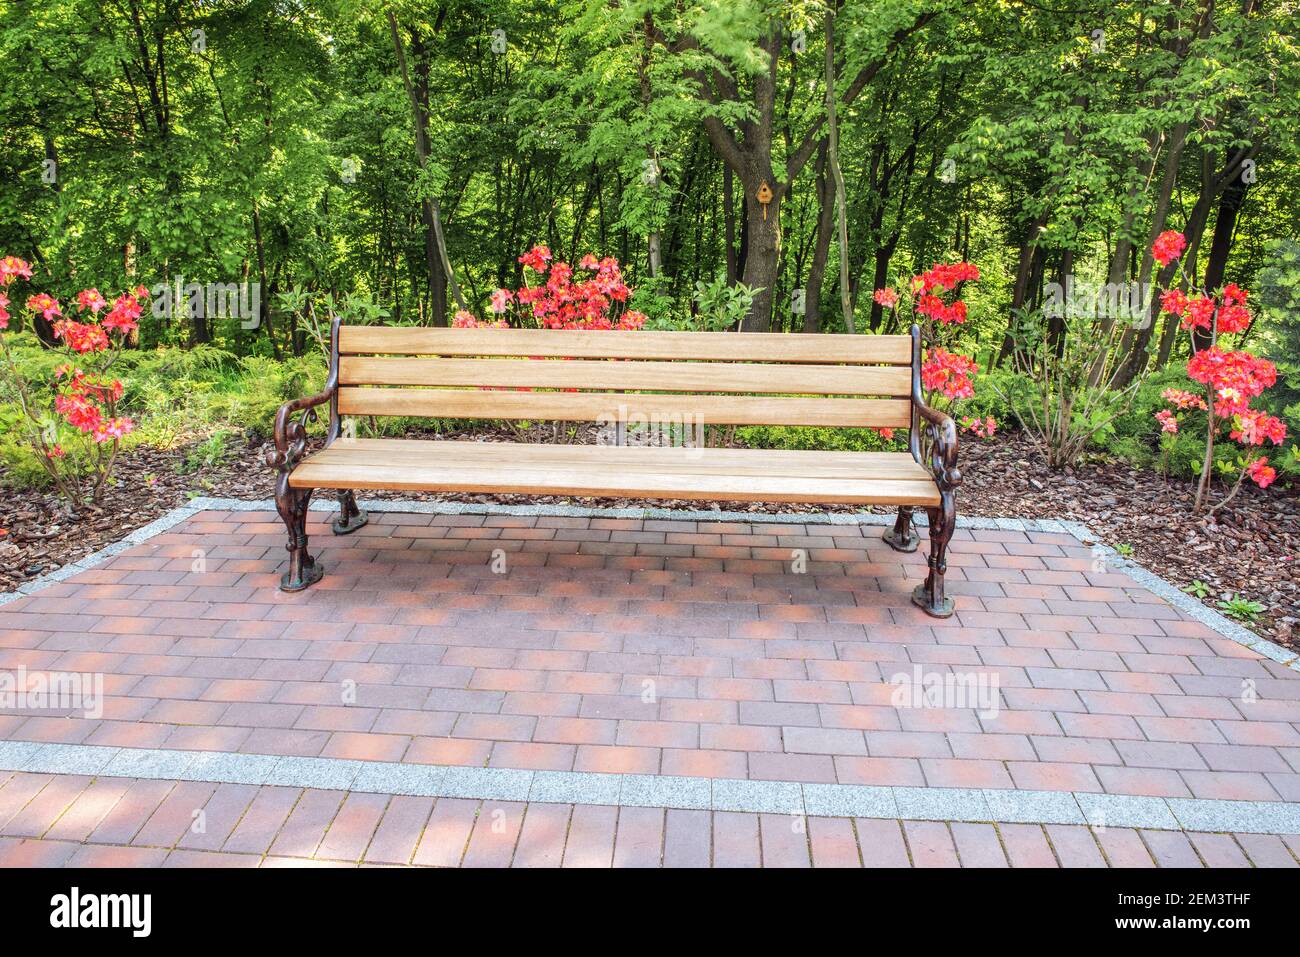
(265, 388, 333, 474)
(914, 395, 962, 493)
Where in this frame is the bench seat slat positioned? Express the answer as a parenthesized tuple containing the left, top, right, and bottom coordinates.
(337, 388, 913, 428)
(340, 326, 913, 364)
(288, 440, 940, 506)
(340, 356, 911, 396)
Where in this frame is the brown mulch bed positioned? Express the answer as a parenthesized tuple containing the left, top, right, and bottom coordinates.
(2, 427, 1296, 650)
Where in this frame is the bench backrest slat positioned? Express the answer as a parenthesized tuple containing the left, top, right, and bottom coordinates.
(334, 325, 916, 429)
(340, 326, 912, 364)
(340, 356, 910, 396)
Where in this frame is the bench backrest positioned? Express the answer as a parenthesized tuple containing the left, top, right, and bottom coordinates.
(334, 326, 917, 429)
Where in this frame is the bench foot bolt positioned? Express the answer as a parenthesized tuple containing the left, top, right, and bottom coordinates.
(281, 557, 324, 592)
(883, 507, 919, 552)
(332, 491, 368, 535)
(911, 582, 954, 618)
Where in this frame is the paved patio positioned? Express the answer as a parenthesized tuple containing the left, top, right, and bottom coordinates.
(1, 504, 1298, 866)
(2, 770, 1295, 867)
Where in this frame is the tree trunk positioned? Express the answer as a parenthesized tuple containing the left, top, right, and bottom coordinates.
(389, 10, 463, 321)
(825, 12, 854, 334)
(803, 140, 834, 333)
(1197, 164, 1248, 348)
(738, 176, 781, 332)
(723, 164, 737, 285)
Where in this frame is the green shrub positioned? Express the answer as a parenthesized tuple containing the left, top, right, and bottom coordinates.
(735, 424, 903, 453)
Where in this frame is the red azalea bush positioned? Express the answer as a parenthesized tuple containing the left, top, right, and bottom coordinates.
(874, 261, 990, 440)
(0, 255, 144, 507)
(1150, 231, 1287, 510)
(455, 246, 646, 331)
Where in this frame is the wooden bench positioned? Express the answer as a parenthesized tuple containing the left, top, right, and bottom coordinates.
(266, 321, 961, 616)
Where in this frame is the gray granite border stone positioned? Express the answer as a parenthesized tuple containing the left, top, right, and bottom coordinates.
(4, 742, 1300, 832)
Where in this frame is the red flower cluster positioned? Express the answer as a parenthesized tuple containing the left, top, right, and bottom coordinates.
(0, 256, 33, 287)
(914, 262, 980, 293)
(1151, 236, 1283, 496)
(961, 415, 997, 439)
(872, 288, 899, 308)
(922, 348, 978, 400)
(1246, 457, 1276, 489)
(452, 310, 508, 329)
(489, 246, 644, 331)
(1160, 388, 1206, 411)
(1162, 283, 1251, 335)
(1152, 230, 1187, 267)
(26, 293, 61, 322)
(916, 294, 968, 325)
(52, 319, 109, 354)
(53, 365, 133, 444)
(1186, 347, 1278, 419)
(103, 293, 143, 334)
(1230, 409, 1288, 447)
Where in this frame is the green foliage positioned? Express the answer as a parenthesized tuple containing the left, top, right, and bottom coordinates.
(694, 275, 760, 331)
(1182, 580, 1211, 599)
(736, 424, 903, 453)
(1216, 593, 1266, 623)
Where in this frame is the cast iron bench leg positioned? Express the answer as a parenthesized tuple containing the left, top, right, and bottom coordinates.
(276, 478, 323, 592)
(882, 506, 919, 552)
(912, 492, 955, 618)
(332, 490, 368, 535)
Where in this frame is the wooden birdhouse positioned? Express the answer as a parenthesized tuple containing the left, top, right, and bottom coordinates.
(756, 182, 773, 220)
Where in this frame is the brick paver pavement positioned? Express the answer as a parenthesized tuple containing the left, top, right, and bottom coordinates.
(1, 509, 1298, 806)
(0, 770, 1296, 868)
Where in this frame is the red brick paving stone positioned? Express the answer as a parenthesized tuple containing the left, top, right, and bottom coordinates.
(221, 786, 302, 856)
(363, 795, 434, 865)
(177, 783, 259, 852)
(0, 836, 79, 867)
(68, 844, 170, 868)
(88, 779, 175, 845)
(950, 823, 1008, 867)
(903, 821, 959, 868)
(321, 732, 411, 762)
(164, 849, 261, 868)
(662, 809, 712, 868)
(1234, 833, 1299, 868)
(1186, 832, 1251, 869)
(574, 744, 661, 774)
(1180, 770, 1279, 801)
(921, 758, 1015, 789)
(748, 751, 837, 784)
(489, 741, 576, 772)
(712, 811, 761, 868)
(0, 773, 58, 829)
(44, 778, 131, 843)
(1045, 825, 1107, 868)
(404, 737, 493, 768)
(412, 798, 479, 867)
(1140, 830, 1204, 868)
(835, 757, 926, 787)
(1091, 828, 1154, 867)
(612, 806, 664, 868)
(759, 813, 812, 868)
(562, 804, 618, 868)
(1093, 765, 1189, 798)
(999, 824, 1059, 868)
(461, 801, 527, 868)
(132, 782, 219, 848)
(315, 792, 390, 862)
(512, 803, 572, 868)
(2, 775, 92, 838)
(268, 788, 344, 859)
(804, 817, 859, 868)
